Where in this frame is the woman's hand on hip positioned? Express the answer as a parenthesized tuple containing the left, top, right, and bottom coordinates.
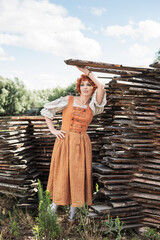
(51, 129, 66, 140)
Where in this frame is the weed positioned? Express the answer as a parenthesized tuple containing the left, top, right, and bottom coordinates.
(32, 179, 61, 240)
(103, 214, 115, 237)
(95, 183, 100, 192)
(103, 214, 124, 240)
(75, 204, 104, 239)
(8, 210, 20, 239)
(145, 227, 160, 240)
(115, 216, 124, 240)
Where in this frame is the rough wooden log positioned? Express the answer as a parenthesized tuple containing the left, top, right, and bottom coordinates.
(64, 58, 152, 72)
(87, 67, 140, 76)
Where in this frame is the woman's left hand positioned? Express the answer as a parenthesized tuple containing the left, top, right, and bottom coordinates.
(75, 65, 89, 75)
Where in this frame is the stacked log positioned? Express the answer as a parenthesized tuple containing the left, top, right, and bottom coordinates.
(91, 80, 143, 229)
(0, 111, 106, 205)
(0, 117, 40, 208)
(30, 115, 62, 185)
(65, 59, 160, 228)
(129, 69, 160, 227)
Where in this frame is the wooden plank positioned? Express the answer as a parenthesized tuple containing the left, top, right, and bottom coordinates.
(87, 67, 140, 76)
(64, 59, 152, 72)
(134, 172, 160, 181)
(93, 173, 131, 179)
(132, 192, 160, 201)
(108, 163, 138, 169)
(105, 184, 131, 190)
(133, 177, 160, 186)
(111, 201, 138, 208)
(90, 205, 112, 214)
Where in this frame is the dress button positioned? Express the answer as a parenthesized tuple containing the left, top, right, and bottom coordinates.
(71, 124, 73, 126)
(79, 108, 81, 110)
(84, 109, 86, 112)
(72, 118, 74, 120)
(81, 126, 83, 128)
(75, 130, 77, 132)
(77, 119, 79, 122)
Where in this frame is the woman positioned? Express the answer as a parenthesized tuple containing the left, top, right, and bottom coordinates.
(40, 66, 107, 225)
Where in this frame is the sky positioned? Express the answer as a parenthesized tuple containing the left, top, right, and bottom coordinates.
(0, 0, 160, 90)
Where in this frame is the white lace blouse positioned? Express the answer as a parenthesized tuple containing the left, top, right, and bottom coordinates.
(40, 88, 107, 120)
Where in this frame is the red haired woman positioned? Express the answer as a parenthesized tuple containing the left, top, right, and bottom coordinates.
(40, 66, 107, 225)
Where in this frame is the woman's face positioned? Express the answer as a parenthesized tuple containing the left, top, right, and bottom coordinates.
(80, 80, 94, 96)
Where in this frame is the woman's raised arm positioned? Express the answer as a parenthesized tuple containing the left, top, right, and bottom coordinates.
(76, 66, 105, 105)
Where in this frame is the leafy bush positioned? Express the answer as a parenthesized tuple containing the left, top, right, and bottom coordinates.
(33, 179, 61, 240)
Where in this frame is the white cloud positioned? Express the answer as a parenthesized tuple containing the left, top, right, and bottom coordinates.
(138, 20, 160, 40)
(0, 47, 14, 61)
(102, 24, 136, 38)
(0, 0, 101, 58)
(91, 7, 106, 16)
(6, 70, 70, 90)
(102, 19, 160, 40)
(28, 73, 62, 90)
(128, 43, 155, 66)
(87, 26, 98, 34)
(129, 43, 152, 57)
(24, 72, 77, 91)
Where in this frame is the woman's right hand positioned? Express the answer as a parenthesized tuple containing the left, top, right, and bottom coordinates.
(51, 129, 66, 140)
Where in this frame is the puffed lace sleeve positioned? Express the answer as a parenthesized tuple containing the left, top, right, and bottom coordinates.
(40, 96, 68, 120)
(89, 88, 107, 116)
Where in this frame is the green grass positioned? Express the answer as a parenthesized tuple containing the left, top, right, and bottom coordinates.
(1, 191, 160, 240)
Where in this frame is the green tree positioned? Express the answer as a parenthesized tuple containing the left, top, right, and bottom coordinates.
(0, 76, 31, 115)
(155, 49, 160, 61)
(65, 82, 77, 95)
(47, 83, 77, 102)
(0, 76, 77, 116)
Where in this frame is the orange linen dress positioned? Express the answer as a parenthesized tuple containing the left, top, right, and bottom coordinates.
(47, 96, 94, 207)
(41, 88, 107, 207)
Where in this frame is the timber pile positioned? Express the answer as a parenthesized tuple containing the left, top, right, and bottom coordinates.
(65, 59, 160, 228)
(93, 79, 144, 229)
(30, 115, 62, 185)
(0, 116, 66, 204)
(0, 117, 40, 208)
(0, 111, 106, 206)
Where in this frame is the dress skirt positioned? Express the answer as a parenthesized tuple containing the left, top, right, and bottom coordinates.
(47, 131, 93, 207)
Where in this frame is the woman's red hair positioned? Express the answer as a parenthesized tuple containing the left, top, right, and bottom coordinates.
(76, 74, 97, 95)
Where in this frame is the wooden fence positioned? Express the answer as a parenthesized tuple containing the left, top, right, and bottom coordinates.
(1, 59, 160, 229)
